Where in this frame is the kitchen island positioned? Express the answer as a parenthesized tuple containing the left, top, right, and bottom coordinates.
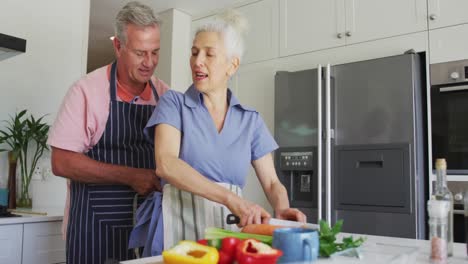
(121, 232, 467, 264)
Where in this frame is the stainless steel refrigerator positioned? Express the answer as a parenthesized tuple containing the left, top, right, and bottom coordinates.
(274, 53, 427, 239)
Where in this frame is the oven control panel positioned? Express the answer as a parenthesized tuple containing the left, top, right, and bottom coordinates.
(445, 181, 468, 214)
(431, 59, 468, 85)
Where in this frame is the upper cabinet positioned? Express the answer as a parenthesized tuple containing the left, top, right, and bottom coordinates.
(238, 0, 279, 64)
(192, 0, 278, 64)
(279, 0, 345, 57)
(428, 0, 468, 29)
(429, 24, 468, 64)
(280, 0, 427, 56)
(346, 0, 427, 45)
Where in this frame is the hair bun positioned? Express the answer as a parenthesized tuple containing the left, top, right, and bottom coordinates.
(217, 9, 249, 36)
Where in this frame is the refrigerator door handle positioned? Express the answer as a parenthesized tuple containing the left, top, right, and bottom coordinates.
(317, 64, 322, 222)
(325, 64, 332, 224)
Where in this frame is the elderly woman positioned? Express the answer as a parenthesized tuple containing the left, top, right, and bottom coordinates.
(130, 11, 306, 256)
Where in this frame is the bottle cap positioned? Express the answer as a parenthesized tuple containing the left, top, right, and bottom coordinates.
(435, 159, 447, 170)
(427, 199, 450, 219)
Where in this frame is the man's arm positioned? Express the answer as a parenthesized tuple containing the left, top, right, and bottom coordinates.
(51, 147, 160, 195)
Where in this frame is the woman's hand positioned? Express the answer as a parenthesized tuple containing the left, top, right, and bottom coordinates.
(227, 193, 271, 227)
(275, 208, 307, 223)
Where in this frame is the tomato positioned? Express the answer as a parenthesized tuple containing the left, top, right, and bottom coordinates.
(221, 237, 242, 257)
(218, 251, 232, 264)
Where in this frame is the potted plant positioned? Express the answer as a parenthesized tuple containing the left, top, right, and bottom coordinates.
(0, 110, 50, 208)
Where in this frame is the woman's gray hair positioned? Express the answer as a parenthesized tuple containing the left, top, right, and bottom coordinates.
(114, 1, 161, 46)
(196, 10, 249, 61)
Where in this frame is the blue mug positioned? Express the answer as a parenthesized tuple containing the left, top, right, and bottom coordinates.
(273, 228, 319, 263)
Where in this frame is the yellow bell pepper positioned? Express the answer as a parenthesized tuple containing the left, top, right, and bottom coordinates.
(162, 240, 219, 264)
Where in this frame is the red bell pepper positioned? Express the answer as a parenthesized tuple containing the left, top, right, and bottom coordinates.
(235, 239, 282, 264)
(197, 237, 242, 264)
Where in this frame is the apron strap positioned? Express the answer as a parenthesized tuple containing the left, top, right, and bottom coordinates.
(149, 80, 160, 103)
(110, 61, 118, 101)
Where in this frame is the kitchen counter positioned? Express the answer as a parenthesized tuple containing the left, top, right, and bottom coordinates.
(121, 233, 468, 264)
(0, 207, 63, 225)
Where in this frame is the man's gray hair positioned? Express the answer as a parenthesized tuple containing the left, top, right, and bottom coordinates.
(196, 9, 248, 62)
(114, 1, 161, 45)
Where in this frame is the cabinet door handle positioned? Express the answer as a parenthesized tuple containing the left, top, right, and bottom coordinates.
(345, 31, 352, 37)
(429, 14, 437, 20)
(337, 33, 343, 39)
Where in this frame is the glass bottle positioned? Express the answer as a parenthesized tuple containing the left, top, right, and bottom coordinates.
(433, 158, 453, 256)
(428, 199, 450, 264)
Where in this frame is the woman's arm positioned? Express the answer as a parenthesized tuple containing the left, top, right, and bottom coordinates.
(154, 123, 270, 226)
(252, 153, 307, 222)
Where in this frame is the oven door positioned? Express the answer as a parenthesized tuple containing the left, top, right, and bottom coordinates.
(431, 83, 468, 174)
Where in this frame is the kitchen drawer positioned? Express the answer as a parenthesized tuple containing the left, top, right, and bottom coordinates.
(22, 221, 65, 264)
(0, 224, 22, 264)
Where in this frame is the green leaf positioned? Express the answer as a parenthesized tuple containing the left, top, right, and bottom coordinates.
(319, 219, 331, 235)
(0, 110, 50, 187)
(331, 219, 343, 235)
(318, 220, 366, 257)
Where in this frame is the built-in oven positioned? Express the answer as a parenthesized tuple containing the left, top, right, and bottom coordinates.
(431, 60, 468, 244)
(431, 59, 468, 175)
(447, 182, 467, 243)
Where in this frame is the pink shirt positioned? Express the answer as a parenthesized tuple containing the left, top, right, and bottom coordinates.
(48, 64, 169, 152)
(48, 64, 169, 239)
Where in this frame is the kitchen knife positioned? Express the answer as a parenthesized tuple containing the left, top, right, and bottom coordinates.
(226, 213, 319, 230)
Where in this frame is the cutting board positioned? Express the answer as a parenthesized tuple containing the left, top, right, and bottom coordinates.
(119, 255, 163, 264)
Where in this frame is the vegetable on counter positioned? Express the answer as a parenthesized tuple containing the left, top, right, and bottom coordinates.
(235, 239, 283, 264)
(319, 220, 366, 257)
(197, 237, 242, 264)
(241, 224, 285, 236)
(205, 227, 273, 245)
(162, 240, 219, 264)
(197, 238, 222, 249)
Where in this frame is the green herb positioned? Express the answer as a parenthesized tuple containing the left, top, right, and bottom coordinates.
(319, 219, 366, 257)
(205, 227, 272, 245)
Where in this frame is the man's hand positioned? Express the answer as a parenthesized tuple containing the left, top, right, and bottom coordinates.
(130, 169, 161, 195)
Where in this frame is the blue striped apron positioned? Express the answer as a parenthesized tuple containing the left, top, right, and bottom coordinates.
(66, 61, 159, 264)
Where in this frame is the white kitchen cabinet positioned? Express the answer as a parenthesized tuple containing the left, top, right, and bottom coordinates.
(192, 0, 278, 64)
(0, 224, 22, 264)
(428, 0, 468, 29)
(238, 0, 279, 64)
(22, 221, 65, 264)
(280, 0, 427, 56)
(429, 23, 468, 64)
(345, 0, 427, 45)
(279, 0, 346, 56)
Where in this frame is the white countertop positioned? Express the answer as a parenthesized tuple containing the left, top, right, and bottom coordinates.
(121, 233, 468, 264)
(0, 207, 63, 225)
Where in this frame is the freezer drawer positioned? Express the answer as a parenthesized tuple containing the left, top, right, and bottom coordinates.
(334, 143, 411, 214)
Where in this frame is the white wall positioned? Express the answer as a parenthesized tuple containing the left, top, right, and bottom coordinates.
(0, 0, 90, 209)
(155, 9, 192, 92)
